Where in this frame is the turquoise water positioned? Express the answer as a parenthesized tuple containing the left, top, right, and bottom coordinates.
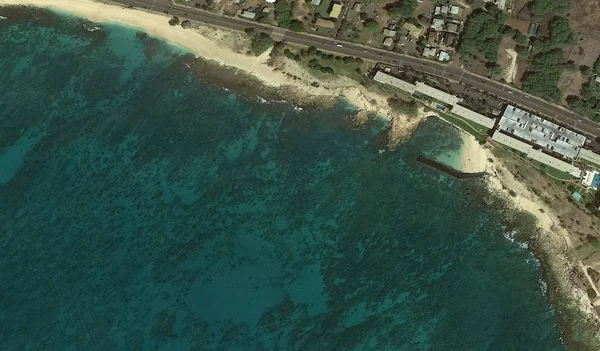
(0, 8, 566, 350)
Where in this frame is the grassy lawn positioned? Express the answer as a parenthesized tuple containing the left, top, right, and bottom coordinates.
(528, 159, 576, 181)
(316, 0, 332, 17)
(436, 112, 489, 144)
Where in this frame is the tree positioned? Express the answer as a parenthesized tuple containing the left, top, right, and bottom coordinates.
(458, 7, 506, 63)
(550, 17, 575, 45)
(307, 46, 317, 55)
(364, 19, 380, 32)
(244, 27, 255, 35)
(288, 19, 304, 32)
(250, 33, 274, 56)
(168, 16, 180, 26)
(531, 0, 569, 20)
(275, 1, 294, 28)
(515, 32, 528, 46)
(522, 49, 564, 101)
(385, 0, 418, 20)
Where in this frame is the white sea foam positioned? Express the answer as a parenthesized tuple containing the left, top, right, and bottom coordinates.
(539, 278, 548, 296)
(83, 24, 100, 32)
(503, 229, 528, 249)
(0, 15, 7, 20)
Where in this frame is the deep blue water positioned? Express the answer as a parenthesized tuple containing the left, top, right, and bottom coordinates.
(0, 8, 566, 351)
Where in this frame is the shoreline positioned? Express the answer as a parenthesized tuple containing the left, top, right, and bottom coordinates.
(0, 0, 403, 118)
(3, 0, 600, 347)
(457, 132, 600, 349)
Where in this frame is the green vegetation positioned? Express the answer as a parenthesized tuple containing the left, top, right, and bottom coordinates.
(568, 57, 600, 121)
(384, 0, 418, 20)
(316, 0, 332, 18)
(250, 33, 274, 56)
(283, 46, 366, 80)
(549, 17, 575, 45)
(436, 112, 489, 143)
(168, 16, 180, 26)
(275, 1, 303, 31)
(387, 98, 418, 117)
(522, 49, 564, 101)
(364, 20, 380, 32)
(283, 48, 301, 61)
(458, 6, 506, 63)
(521, 3, 576, 102)
(530, 0, 569, 20)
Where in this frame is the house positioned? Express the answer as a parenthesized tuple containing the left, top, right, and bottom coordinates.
(582, 170, 600, 190)
(449, 5, 460, 15)
(241, 10, 256, 19)
(315, 18, 336, 28)
(431, 18, 445, 31)
(427, 30, 437, 44)
(402, 22, 422, 38)
(528, 22, 539, 37)
(262, 7, 272, 13)
(446, 22, 460, 33)
(383, 37, 394, 47)
(438, 51, 451, 61)
(443, 32, 456, 46)
(496, 0, 508, 10)
(383, 28, 397, 37)
(329, 3, 342, 18)
(311, 0, 321, 5)
(423, 46, 437, 58)
(595, 75, 600, 83)
(440, 5, 449, 14)
(353, 3, 362, 11)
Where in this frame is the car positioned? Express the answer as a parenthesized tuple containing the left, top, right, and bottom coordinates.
(333, 42, 343, 47)
(507, 91, 513, 94)
(363, 50, 368, 52)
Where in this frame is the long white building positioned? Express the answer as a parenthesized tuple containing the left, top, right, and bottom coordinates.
(492, 131, 582, 178)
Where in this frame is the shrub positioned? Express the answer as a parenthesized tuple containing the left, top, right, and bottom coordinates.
(251, 33, 274, 56)
(385, 0, 418, 20)
(364, 19, 380, 32)
(168, 16, 180, 26)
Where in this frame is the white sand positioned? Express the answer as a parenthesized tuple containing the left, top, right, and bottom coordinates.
(0, 0, 400, 116)
(503, 48, 518, 84)
(457, 132, 489, 174)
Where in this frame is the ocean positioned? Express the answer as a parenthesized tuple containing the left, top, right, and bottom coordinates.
(0, 7, 566, 350)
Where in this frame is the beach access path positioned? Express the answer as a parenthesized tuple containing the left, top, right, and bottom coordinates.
(102, 0, 600, 138)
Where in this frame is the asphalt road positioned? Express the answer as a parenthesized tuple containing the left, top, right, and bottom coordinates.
(110, 0, 600, 138)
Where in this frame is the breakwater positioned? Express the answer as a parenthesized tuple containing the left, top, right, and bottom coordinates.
(417, 155, 486, 179)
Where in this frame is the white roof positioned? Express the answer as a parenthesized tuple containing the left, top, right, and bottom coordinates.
(492, 132, 582, 177)
(241, 10, 256, 18)
(450, 104, 495, 129)
(423, 47, 437, 57)
(431, 18, 444, 30)
(415, 82, 462, 105)
(582, 170, 600, 189)
(579, 148, 600, 166)
(373, 71, 416, 94)
(311, 0, 321, 5)
(449, 5, 460, 15)
(498, 105, 586, 159)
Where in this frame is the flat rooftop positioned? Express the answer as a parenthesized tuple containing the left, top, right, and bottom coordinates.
(498, 105, 586, 159)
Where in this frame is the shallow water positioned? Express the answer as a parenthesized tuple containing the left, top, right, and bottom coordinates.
(0, 7, 565, 350)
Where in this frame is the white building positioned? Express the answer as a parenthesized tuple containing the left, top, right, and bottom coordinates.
(498, 105, 586, 160)
(582, 170, 600, 190)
